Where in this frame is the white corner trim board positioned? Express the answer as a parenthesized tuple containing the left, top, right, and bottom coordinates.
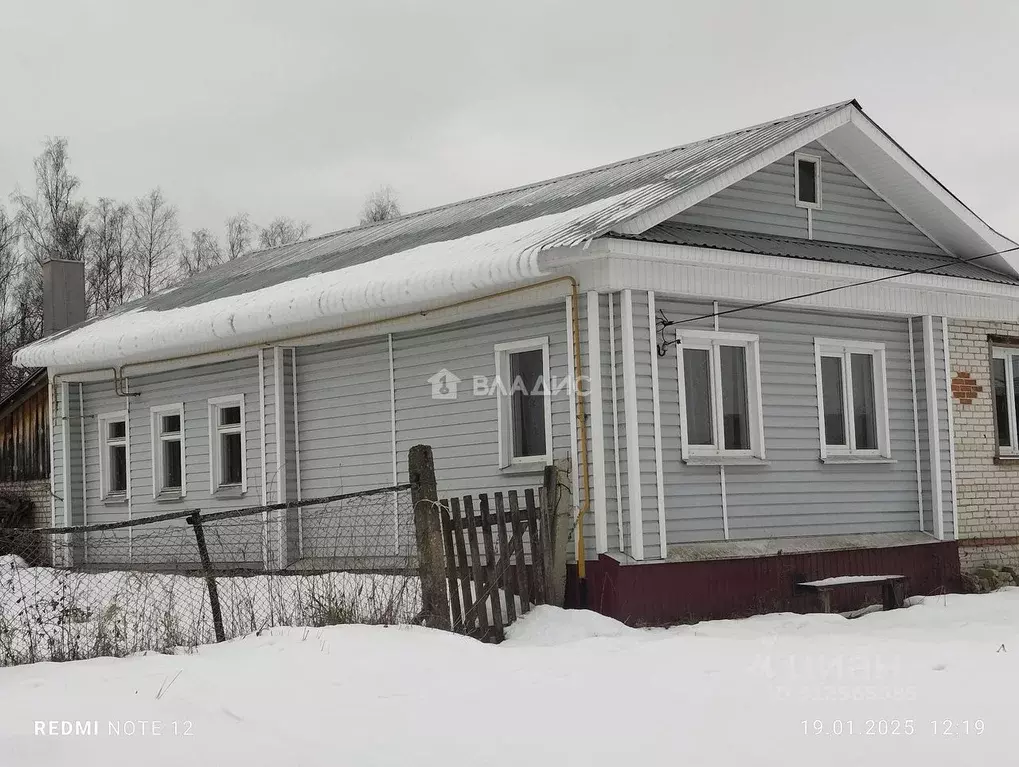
(48, 376, 56, 528)
(273, 347, 288, 504)
(258, 350, 268, 506)
(60, 382, 71, 527)
(619, 290, 644, 560)
(907, 318, 924, 532)
(586, 291, 608, 554)
(388, 333, 399, 555)
(922, 316, 945, 540)
(78, 384, 87, 533)
(647, 291, 666, 555)
(608, 294, 624, 550)
(942, 317, 959, 540)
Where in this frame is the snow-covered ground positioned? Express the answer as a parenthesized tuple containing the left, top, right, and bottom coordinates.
(3, 590, 1019, 766)
(0, 555, 419, 664)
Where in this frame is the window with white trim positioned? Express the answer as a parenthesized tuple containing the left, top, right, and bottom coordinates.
(151, 404, 185, 497)
(992, 347, 1019, 455)
(99, 413, 129, 499)
(208, 395, 246, 492)
(795, 152, 821, 209)
(814, 338, 891, 459)
(675, 330, 765, 460)
(494, 338, 552, 468)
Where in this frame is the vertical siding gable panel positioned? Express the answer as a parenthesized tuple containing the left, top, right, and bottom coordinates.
(671, 141, 946, 255)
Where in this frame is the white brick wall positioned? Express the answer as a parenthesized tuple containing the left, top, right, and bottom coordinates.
(949, 320, 1019, 569)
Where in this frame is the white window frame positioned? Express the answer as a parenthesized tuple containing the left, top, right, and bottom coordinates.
(98, 411, 129, 500)
(813, 338, 891, 460)
(675, 329, 766, 461)
(794, 152, 822, 210)
(208, 395, 247, 493)
(494, 337, 553, 469)
(150, 403, 186, 498)
(992, 347, 1019, 456)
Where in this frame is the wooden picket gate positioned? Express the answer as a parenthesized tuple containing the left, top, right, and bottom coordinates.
(439, 467, 557, 642)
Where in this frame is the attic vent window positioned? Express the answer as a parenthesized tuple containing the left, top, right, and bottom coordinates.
(795, 153, 821, 209)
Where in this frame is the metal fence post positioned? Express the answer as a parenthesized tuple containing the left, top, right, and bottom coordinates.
(187, 510, 226, 643)
(408, 444, 451, 631)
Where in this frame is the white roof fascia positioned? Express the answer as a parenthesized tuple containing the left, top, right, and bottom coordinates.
(48, 277, 575, 381)
(611, 105, 854, 235)
(816, 137, 957, 259)
(840, 110, 1019, 274)
(601, 237, 1019, 322)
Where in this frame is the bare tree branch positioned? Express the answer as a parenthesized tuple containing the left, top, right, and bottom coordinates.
(225, 212, 255, 260)
(9, 137, 89, 264)
(86, 198, 133, 316)
(258, 216, 310, 249)
(131, 188, 180, 295)
(180, 227, 223, 278)
(359, 185, 401, 225)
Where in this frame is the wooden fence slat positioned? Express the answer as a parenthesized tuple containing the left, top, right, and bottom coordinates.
(462, 496, 490, 638)
(439, 504, 462, 631)
(494, 493, 516, 624)
(449, 497, 474, 634)
(508, 491, 530, 613)
(478, 494, 504, 640)
(525, 488, 545, 605)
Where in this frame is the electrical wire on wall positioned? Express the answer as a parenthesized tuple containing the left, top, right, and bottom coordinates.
(654, 243, 1019, 356)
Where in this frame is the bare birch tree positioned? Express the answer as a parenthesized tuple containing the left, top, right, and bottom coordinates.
(180, 227, 223, 277)
(131, 188, 180, 295)
(86, 198, 133, 316)
(258, 216, 310, 249)
(0, 205, 41, 393)
(10, 137, 89, 264)
(225, 212, 255, 260)
(359, 185, 401, 225)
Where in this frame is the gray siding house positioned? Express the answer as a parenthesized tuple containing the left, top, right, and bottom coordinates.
(17, 99, 1019, 622)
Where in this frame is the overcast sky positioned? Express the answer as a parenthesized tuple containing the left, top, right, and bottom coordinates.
(2, 0, 1017, 242)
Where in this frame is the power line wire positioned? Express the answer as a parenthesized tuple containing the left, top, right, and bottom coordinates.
(656, 242, 1014, 330)
(652, 242, 1019, 356)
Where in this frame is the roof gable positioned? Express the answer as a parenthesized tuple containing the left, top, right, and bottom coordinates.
(671, 140, 949, 256)
(15, 99, 1016, 371)
(614, 103, 1017, 274)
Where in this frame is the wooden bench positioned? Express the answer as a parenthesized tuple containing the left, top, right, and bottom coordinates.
(797, 575, 907, 614)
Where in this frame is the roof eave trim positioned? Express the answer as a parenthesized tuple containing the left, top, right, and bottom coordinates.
(847, 109, 1019, 262)
(610, 105, 855, 236)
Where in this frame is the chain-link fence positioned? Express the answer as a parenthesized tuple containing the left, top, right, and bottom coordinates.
(0, 484, 419, 666)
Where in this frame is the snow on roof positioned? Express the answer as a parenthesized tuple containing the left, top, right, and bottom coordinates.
(14, 194, 646, 370)
(16, 98, 1015, 371)
(15, 103, 856, 371)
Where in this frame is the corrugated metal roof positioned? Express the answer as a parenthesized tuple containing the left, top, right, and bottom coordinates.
(28, 97, 1016, 370)
(615, 222, 1019, 285)
(59, 101, 858, 321)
